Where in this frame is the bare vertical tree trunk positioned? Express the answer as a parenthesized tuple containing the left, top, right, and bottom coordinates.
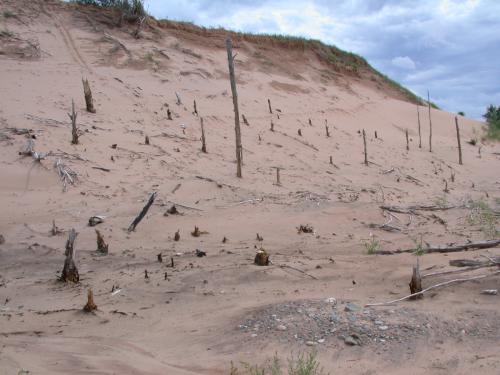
(267, 98, 272, 114)
(409, 260, 423, 299)
(226, 38, 242, 178)
(68, 99, 78, 145)
(363, 129, 368, 166)
(200, 117, 207, 153)
(275, 167, 281, 186)
(82, 78, 96, 113)
(455, 116, 463, 165)
(60, 229, 79, 283)
(406, 129, 409, 151)
(417, 105, 422, 148)
(329, 155, 333, 165)
(428, 91, 433, 152)
(325, 120, 330, 137)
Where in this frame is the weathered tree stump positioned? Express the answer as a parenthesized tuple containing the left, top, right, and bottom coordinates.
(455, 116, 463, 165)
(242, 114, 249, 126)
(95, 229, 108, 254)
(409, 262, 423, 299)
(254, 248, 269, 266)
(174, 230, 180, 241)
(193, 99, 198, 116)
(416, 105, 422, 148)
(270, 121, 274, 132)
(82, 78, 96, 113)
(362, 129, 368, 166)
(200, 117, 207, 153)
(83, 289, 97, 312)
(167, 108, 172, 120)
(60, 229, 79, 283)
(406, 129, 409, 151)
(428, 90, 433, 152)
(145, 135, 150, 145)
(267, 98, 272, 114)
(68, 99, 78, 145)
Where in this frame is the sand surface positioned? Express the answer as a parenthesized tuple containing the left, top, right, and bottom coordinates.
(1, 1, 499, 374)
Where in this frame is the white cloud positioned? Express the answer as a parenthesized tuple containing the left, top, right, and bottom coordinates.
(391, 56, 416, 70)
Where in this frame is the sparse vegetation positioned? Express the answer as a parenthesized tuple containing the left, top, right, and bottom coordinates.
(483, 104, 500, 140)
(364, 234, 380, 254)
(74, 0, 146, 17)
(413, 235, 426, 256)
(3, 10, 15, 18)
(467, 199, 499, 238)
(458, 111, 465, 116)
(230, 351, 326, 375)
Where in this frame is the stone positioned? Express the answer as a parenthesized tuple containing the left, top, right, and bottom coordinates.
(378, 325, 389, 331)
(330, 312, 341, 323)
(276, 325, 287, 331)
(344, 335, 361, 346)
(344, 303, 361, 312)
(305, 341, 316, 346)
(481, 289, 498, 295)
(374, 320, 384, 326)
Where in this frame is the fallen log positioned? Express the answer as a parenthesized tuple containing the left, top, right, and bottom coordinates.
(128, 192, 157, 232)
(380, 204, 459, 215)
(376, 239, 500, 255)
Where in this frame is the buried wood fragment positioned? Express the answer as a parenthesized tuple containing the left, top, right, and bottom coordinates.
(297, 224, 314, 234)
(95, 229, 108, 254)
(51, 220, 62, 236)
(409, 260, 423, 299)
(83, 289, 97, 312)
(191, 226, 201, 237)
(128, 192, 157, 232)
(376, 239, 500, 255)
(174, 230, 180, 241)
(54, 159, 77, 192)
(82, 78, 96, 113)
(60, 229, 79, 283)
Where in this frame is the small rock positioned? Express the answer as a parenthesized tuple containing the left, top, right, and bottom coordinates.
(344, 335, 361, 346)
(330, 312, 340, 323)
(251, 333, 258, 338)
(318, 338, 325, 344)
(481, 289, 498, 295)
(345, 303, 361, 312)
(305, 341, 316, 346)
(374, 320, 384, 326)
(276, 325, 287, 331)
(378, 325, 389, 331)
(325, 297, 337, 305)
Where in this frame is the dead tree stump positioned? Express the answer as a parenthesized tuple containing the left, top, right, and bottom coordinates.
(308, 118, 312, 126)
(409, 261, 423, 299)
(406, 129, 409, 151)
(167, 108, 172, 120)
(270, 121, 274, 132)
(95, 229, 108, 254)
(325, 120, 330, 137)
(60, 229, 79, 283)
(193, 99, 198, 116)
(83, 289, 97, 312)
(226, 38, 243, 178)
(68, 99, 78, 145)
(455, 116, 463, 165)
(174, 230, 180, 241)
(329, 156, 333, 165)
(298, 129, 302, 137)
(275, 167, 281, 186)
(200, 117, 207, 153)
(82, 78, 96, 113)
(375, 130, 378, 139)
(254, 249, 269, 266)
(267, 98, 272, 114)
(145, 135, 150, 145)
(242, 114, 249, 126)
(362, 129, 368, 166)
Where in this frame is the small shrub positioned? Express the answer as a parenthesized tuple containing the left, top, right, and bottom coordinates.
(483, 105, 500, 141)
(3, 10, 15, 18)
(458, 111, 465, 116)
(413, 236, 426, 256)
(230, 351, 324, 375)
(468, 199, 499, 238)
(364, 234, 380, 254)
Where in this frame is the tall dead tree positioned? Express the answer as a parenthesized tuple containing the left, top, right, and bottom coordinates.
(128, 192, 157, 232)
(406, 129, 409, 151)
(417, 105, 422, 148)
(200, 117, 207, 153)
(325, 120, 330, 137)
(267, 98, 272, 114)
(362, 129, 368, 166)
(428, 90, 433, 152)
(68, 99, 78, 145)
(82, 78, 96, 113)
(455, 116, 463, 165)
(60, 229, 79, 283)
(226, 38, 243, 178)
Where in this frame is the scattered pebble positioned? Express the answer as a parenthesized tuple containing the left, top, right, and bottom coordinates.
(276, 325, 287, 331)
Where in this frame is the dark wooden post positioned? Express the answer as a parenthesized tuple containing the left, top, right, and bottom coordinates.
(325, 120, 330, 137)
(275, 167, 281, 186)
(455, 116, 463, 165)
(193, 99, 198, 116)
(68, 99, 78, 145)
(82, 78, 96, 113)
(200, 117, 207, 153)
(226, 38, 242, 178)
(363, 129, 368, 166)
(267, 98, 272, 114)
(428, 91, 433, 152)
(406, 129, 409, 151)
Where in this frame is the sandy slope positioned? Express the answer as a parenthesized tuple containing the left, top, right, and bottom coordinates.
(0, 1, 499, 374)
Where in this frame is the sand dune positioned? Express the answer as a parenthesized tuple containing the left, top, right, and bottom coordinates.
(1, 1, 499, 374)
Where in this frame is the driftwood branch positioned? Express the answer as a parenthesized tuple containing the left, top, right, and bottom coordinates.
(376, 239, 500, 255)
(54, 159, 77, 192)
(380, 204, 459, 215)
(366, 270, 500, 306)
(128, 192, 157, 232)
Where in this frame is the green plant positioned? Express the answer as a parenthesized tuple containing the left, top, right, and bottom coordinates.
(458, 111, 465, 116)
(483, 105, 500, 141)
(74, 0, 146, 17)
(230, 352, 325, 375)
(434, 195, 448, 208)
(364, 234, 380, 254)
(3, 10, 15, 18)
(468, 199, 499, 238)
(413, 235, 426, 256)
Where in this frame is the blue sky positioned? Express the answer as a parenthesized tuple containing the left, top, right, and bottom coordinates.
(144, 0, 500, 119)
